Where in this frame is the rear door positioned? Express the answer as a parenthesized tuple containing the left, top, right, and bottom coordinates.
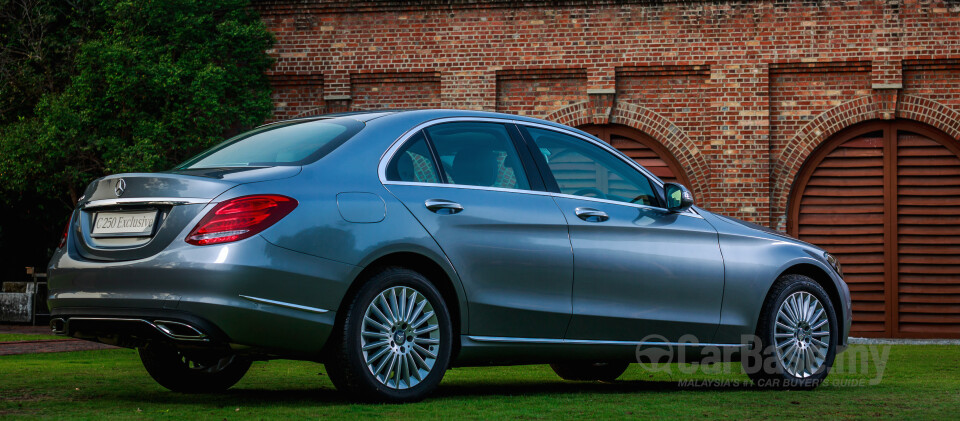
(382, 121, 573, 339)
(518, 125, 725, 343)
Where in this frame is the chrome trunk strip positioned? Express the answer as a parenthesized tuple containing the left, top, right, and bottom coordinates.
(83, 197, 211, 209)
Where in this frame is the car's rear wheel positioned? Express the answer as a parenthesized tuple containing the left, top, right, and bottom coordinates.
(550, 362, 630, 382)
(138, 344, 251, 393)
(746, 274, 838, 389)
(325, 267, 452, 403)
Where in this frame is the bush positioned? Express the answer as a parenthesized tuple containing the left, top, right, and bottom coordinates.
(0, 0, 274, 277)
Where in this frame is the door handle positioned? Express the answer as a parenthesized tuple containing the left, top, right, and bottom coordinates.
(425, 199, 464, 215)
(575, 207, 609, 222)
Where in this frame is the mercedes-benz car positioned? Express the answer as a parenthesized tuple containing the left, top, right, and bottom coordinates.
(48, 109, 851, 402)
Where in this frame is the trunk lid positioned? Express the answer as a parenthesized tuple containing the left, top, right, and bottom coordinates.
(73, 167, 300, 261)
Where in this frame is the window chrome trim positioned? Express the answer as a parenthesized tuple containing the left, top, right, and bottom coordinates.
(378, 116, 663, 187)
(83, 197, 211, 209)
(377, 116, 701, 217)
(382, 180, 552, 197)
(381, 180, 704, 219)
(239, 295, 329, 314)
(467, 335, 747, 348)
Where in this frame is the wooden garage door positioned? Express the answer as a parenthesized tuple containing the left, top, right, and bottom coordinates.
(579, 124, 691, 187)
(790, 120, 960, 338)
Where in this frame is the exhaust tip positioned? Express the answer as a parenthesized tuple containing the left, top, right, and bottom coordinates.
(152, 320, 208, 341)
(50, 318, 66, 335)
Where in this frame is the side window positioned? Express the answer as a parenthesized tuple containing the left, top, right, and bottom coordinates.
(524, 127, 660, 207)
(386, 131, 440, 183)
(424, 122, 531, 190)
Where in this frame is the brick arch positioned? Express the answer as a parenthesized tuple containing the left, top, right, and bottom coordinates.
(772, 94, 960, 231)
(544, 101, 592, 128)
(897, 95, 960, 140)
(544, 101, 712, 204)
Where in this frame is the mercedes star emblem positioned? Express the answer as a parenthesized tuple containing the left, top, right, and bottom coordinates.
(114, 179, 126, 197)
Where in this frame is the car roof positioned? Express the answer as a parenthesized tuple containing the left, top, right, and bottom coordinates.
(259, 109, 595, 138)
(256, 110, 399, 127)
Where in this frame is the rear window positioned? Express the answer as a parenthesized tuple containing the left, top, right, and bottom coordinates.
(175, 119, 364, 169)
(386, 131, 440, 183)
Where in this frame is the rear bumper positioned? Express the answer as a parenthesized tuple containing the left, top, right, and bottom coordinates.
(51, 308, 228, 345)
(47, 235, 361, 358)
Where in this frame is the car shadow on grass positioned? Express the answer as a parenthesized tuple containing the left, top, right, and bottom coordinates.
(111, 387, 343, 407)
(110, 379, 759, 407)
(435, 379, 760, 398)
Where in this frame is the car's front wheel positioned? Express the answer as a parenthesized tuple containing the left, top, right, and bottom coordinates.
(325, 267, 453, 402)
(138, 344, 251, 393)
(746, 274, 838, 389)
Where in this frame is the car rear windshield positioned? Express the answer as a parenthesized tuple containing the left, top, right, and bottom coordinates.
(175, 118, 364, 169)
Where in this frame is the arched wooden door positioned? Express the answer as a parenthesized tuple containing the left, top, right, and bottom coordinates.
(580, 124, 691, 188)
(789, 120, 960, 338)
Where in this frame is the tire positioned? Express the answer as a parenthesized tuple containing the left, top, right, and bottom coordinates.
(138, 344, 252, 393)
(325, 267, 453, 403)
(550, 362, 630, 382)
(746, 274, 838, 390)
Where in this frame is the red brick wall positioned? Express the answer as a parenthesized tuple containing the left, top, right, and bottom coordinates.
(904, 60, 960, 109)
(495, 68, 587, 116)
(253, 0, 960, 229)
(268, 73, 324, 120)
(350, 72, 442, 110)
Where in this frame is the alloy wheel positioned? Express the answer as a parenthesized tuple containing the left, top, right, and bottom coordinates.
(774, 291, 831, 378)
(360, 286, 441, 389)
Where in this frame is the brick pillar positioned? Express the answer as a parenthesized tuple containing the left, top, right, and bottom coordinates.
(587, 89, 615, 125)
(872, 60, 902, 119)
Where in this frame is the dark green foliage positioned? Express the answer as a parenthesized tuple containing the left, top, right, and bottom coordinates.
(0, 0, 101, 123)
(0, 0, 274, 277)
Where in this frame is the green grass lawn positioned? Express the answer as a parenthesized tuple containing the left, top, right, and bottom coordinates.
(1, 345, 958, 419)
(0, 333, 66, 342)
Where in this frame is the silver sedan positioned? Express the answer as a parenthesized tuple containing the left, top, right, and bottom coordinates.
(48, 109, 851, 402)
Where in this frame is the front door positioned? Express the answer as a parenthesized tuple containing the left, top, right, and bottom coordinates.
(519, 125, 725, 343)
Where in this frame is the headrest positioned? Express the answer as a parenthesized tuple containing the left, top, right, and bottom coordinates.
(451, 146, 499, 187)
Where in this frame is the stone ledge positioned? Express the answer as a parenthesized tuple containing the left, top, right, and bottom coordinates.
(872, 83, 903, 90)
(850, 337, 960, 345)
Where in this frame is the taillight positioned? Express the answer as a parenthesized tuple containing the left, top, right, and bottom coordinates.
(59, 220, 70, 249)
(185, 195, 298, 246)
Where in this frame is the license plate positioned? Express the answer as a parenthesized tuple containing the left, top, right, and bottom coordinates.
(91, 211, 158, 237)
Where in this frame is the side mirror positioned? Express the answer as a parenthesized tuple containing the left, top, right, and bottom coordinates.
(664, 183, 694, 212)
